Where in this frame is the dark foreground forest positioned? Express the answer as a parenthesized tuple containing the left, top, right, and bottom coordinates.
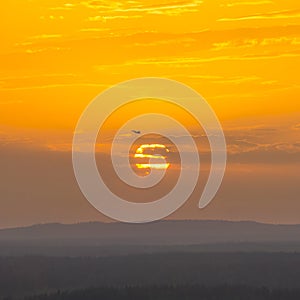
(20, 285, 300, 300)
(2, 222, 300, 299)
(1, 252, 300, 299)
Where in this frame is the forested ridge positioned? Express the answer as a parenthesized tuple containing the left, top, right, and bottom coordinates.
(18, 285, 300, 300)
(1, 253, 300, 298)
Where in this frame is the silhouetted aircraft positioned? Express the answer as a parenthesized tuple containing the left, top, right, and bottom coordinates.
(131, 130, 141, 134)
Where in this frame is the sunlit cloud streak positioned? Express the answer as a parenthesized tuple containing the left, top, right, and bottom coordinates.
(220, 0, 273, 7)
(218, 9, 300, 21)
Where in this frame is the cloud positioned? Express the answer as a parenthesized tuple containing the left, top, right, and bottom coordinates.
(82, 0, 203, 21)
(10, 24, 300, 75)
(0, 83, 108, 91)
(209, 76, 261, 85)
(24, 47, 67, 54)
(129, 37, 196, 47)
(228, 146, 300, 164)
(223, 125, 299, 160)
(1, 117, 299, 167)
(220, 122, 300, 164)
(79, 28, 111, 32)
(88, 15, 142, 22)
(0, 73, 77, 81)
(124, 51, 300, 67)
(39, 15, 65, 21)
(212, 37, 300, 51)
(94, 1, 203, 14)
(28, 34, 63, 40)
(261, 37, 300, 46)
(2, 130, 300, 165)
(49, 3, 76, 10)
(221, 0, 273, 7)
(14, 35, 65, 53)
(218, 9, 300, 21)
(0, 74, 109, 91)
(0, 134, 34, 149)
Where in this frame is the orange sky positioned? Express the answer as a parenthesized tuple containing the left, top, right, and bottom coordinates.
(1, 0, 300, 137)
(0, 0, 299, 227)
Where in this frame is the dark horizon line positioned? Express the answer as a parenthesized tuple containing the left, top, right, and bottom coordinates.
(1, 218, 300, 231)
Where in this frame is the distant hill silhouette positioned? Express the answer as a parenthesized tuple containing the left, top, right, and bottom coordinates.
(1, 220, 300, 244)
(1, 220, 300, 256)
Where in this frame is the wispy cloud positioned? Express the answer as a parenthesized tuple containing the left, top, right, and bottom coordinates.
(28, 34, 63, 40)
(39, 15, 65, 21)
(82, 0, 203, 21)
(79, 28, 111, 32)
(218, 9, 300, 21)
(0, 133, 33, 148)
(124, 51, 300, 67)
(221, 0, 273, 7)
(88, 15, 142, 22)
(210, 76, 261, 84)
(222, 123, 300, 164)
(15, 34, 63, 48)
(0, 83, 108, 91)
(212, 37, 300, 51)
(86, 0, 203, 13)
(49, 3, 76, 10)
(128, 37, 196, 47)
(0, 73, 79, 90)
(24, 47, 67, 54)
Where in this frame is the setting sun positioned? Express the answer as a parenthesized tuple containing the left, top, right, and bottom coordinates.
(135, 144, 170, 170)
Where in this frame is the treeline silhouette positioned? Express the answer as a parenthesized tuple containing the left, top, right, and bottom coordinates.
(1, 253, 300, 297)
(21, 285, 300, 300)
